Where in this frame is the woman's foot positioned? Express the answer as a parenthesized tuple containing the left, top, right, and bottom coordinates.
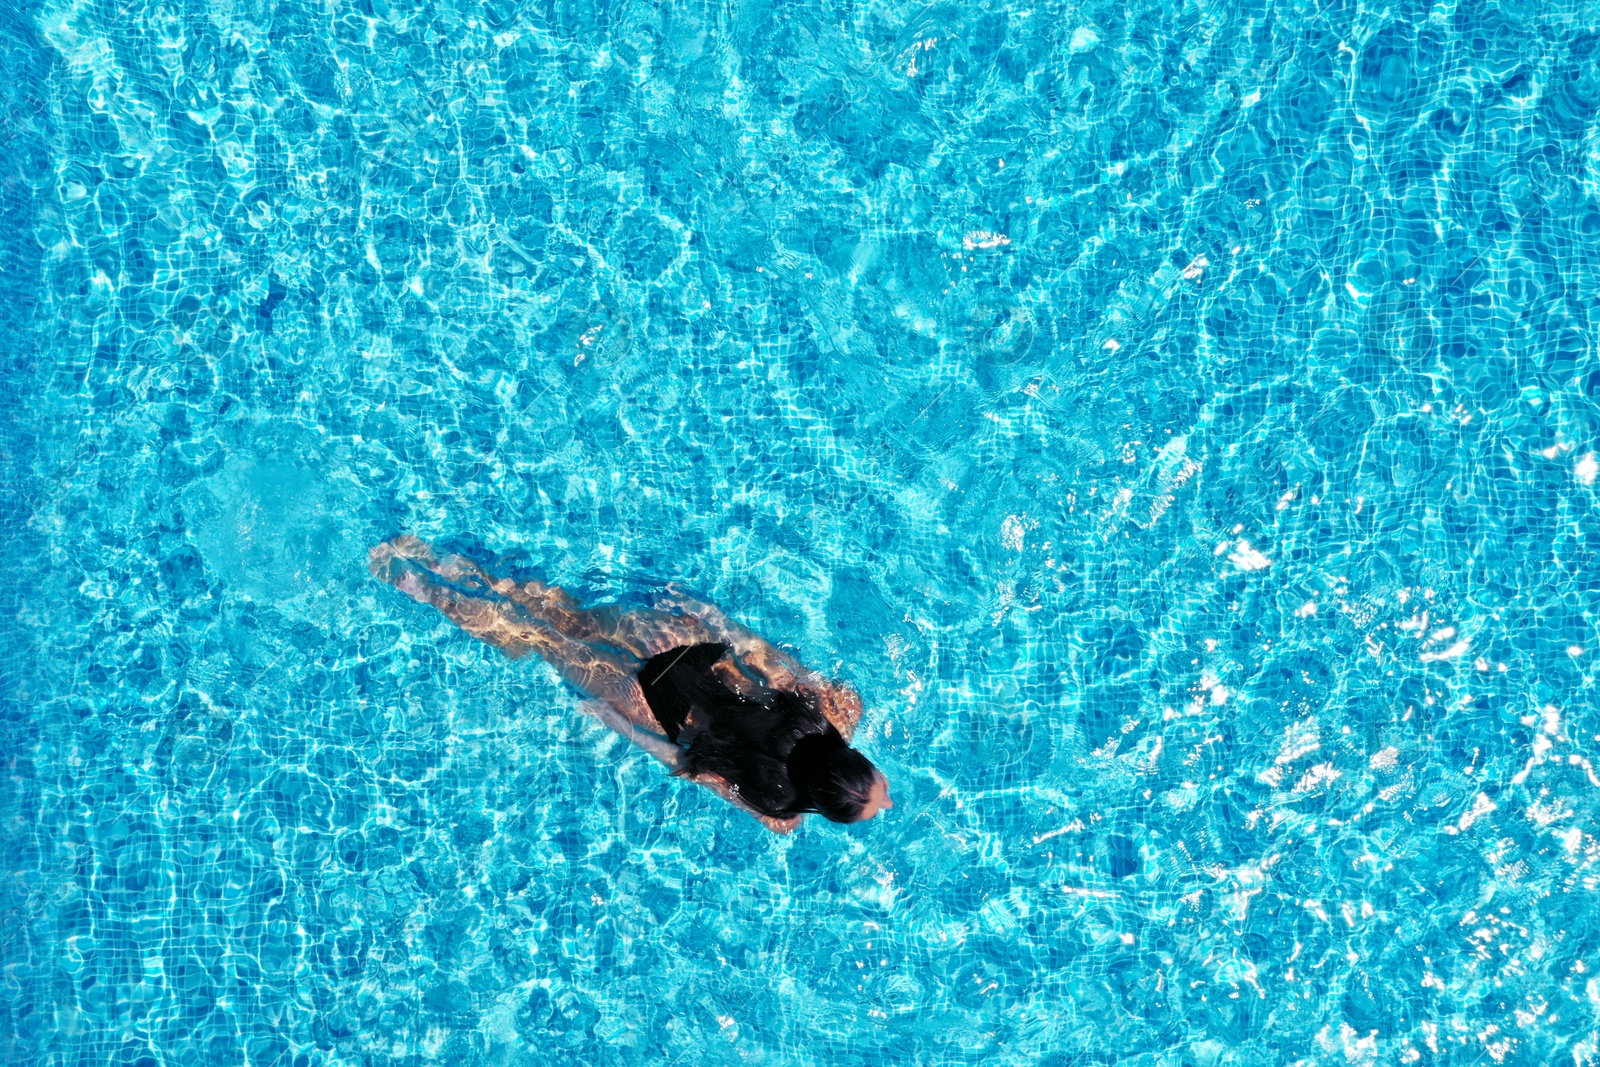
(435, 552, 501, 595)
(369, 537, 494, 605)
(369, 534, 440, 575)
(368, 541, 442, 603)
(372, 537, 508, 601)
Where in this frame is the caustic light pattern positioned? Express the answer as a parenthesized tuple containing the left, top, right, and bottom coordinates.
(4, 0, 1600, 1064)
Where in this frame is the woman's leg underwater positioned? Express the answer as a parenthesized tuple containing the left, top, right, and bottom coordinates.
(378, 536, 718, 657)
(369, 539, 664, 734)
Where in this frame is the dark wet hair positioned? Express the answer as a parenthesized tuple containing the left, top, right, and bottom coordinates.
(784, 728, 879, 823)
(641, 643, 879, 822)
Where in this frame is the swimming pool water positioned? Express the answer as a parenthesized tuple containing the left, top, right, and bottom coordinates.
(5, 0, 1600, 1062)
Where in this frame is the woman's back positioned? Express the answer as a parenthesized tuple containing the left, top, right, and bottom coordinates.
(638, 642, 829, 819)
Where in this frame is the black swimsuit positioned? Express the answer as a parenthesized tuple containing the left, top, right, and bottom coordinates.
(637, 642, 745, 742)
(636, 642, 836, 818)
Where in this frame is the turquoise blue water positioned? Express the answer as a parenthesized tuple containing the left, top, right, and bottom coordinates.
(4, 0, 1600, 1062)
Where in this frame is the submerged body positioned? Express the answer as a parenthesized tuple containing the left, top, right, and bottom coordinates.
(369, 536, 891, 831)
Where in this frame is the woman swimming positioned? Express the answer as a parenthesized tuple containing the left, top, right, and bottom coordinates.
(368, 536, 892, 833)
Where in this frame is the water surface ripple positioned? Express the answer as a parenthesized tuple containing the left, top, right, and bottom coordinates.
(6, 0, 1600, 1064)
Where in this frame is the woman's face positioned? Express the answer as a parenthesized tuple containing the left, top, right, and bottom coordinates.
(854, 774, 894, 821)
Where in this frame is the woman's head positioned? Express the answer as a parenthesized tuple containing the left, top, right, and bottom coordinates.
(803, 744, 892, 823)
